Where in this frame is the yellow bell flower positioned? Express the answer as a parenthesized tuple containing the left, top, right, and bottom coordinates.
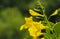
(29, 9, 44, 17)
(20, 16, 48, 39)
(50, 9, 58, 16)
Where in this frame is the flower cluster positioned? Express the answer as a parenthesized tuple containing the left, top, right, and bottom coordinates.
(20, 16, 48, 39)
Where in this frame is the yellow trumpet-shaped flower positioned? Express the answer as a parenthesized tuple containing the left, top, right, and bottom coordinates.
(20, 16, 48, 39)
(29, 9, 44, 17)
(50, 9, 58, 16)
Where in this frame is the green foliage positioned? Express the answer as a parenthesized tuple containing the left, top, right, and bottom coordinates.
(0, 7, 25, 39)
(53, 22, 60, 36)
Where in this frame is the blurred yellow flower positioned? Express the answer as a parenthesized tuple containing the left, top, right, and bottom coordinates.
(20, 16, 48, 39)
(29, 9, 44, 17)
(50, 9, 58, 16)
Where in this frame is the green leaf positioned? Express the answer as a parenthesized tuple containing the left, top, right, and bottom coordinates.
(45, 28, 55, 39)
(53, 22, 60, 36)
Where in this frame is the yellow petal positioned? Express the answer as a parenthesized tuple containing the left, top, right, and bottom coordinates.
(50, 9, 58, 16)
(29, 9, 44, 17)
(20, 23, 30, 30)
(20, 16, 33, 31)
(20, 25, 25, 30)
(32, 37, 37, 39)
(25, 16, 33, 22)
(28, 26, 37, 37)
(36, 31, 44, 36)
(41, 38, 45, 39)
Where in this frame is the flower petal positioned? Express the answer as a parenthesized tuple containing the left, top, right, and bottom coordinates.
(29, 9, 44, 17)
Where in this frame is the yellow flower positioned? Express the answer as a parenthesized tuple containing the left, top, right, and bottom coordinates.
(50, 9, 58, 16)
(20, 16, 48, 38)
(28, 21, 48, 37)
(29, 9, 44, 17)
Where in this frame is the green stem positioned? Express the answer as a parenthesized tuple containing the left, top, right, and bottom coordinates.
(43, 9, 51, 27)
(37, 0, 51, 28)
(38, 1, 57, 39)
(42, 8, 52, 39)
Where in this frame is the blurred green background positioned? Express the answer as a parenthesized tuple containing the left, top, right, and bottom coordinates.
(0, 0, 36, 39)
(0, 0, 60, 39)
